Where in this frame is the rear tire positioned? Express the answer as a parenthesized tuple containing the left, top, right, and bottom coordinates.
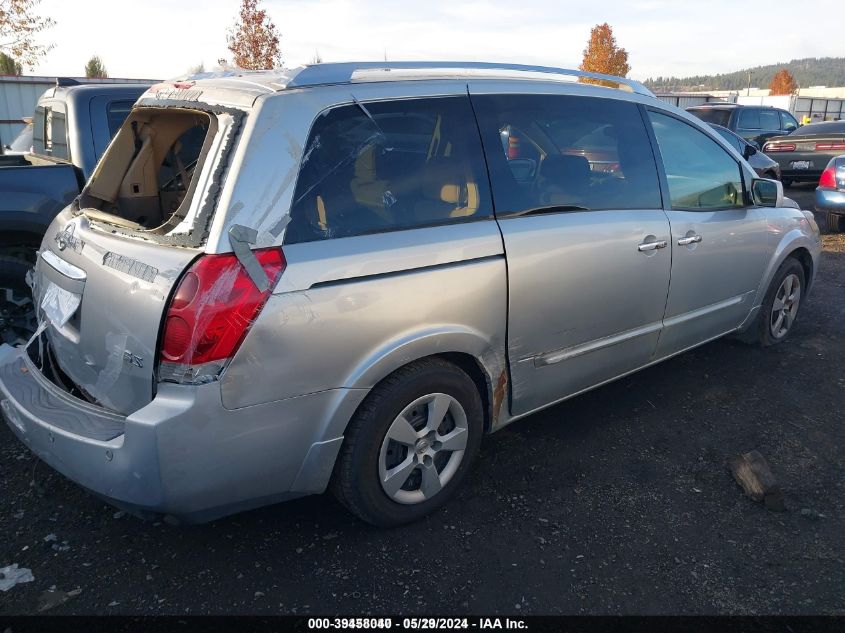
(781, 178, 793, 188)
(0, 255, 36, 346)
(826, 211, 844, 234)
(753, 258, 805, 347)
(331, 358, 484, 527)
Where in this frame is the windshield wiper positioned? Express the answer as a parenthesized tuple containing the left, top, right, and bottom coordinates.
(508, 204, 590, 217)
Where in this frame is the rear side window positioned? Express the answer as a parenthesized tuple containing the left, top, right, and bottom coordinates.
(687, 108, 731, 127)
(649, 111, 744, 211)
(759, 109, 780, 130)
(284, 96, 492, 244)
(738, 108, 761, 129)
(472, 94, 661, 213)
(106, 100, 135, 137)
(33, 104, 69, 159)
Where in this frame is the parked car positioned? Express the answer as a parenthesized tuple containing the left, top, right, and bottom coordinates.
(763, 121, 845, 187)
(0, 62, 821, 527)
(709, 123, 781, 180)
(0, 80, 149, 345)
(815, 155, 845, 232)
(686, 103, 800, 146)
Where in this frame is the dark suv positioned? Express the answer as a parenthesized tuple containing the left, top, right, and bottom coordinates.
(686, 104, 799, 146)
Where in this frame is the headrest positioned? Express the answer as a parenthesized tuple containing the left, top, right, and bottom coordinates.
(539, 155, 591, 187)
(421, 158, 470, 203)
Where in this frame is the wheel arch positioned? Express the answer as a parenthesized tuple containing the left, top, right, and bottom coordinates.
(754, 230, 820, 308)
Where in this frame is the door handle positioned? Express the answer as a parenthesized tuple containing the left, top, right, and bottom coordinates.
(677, 234, 703, 246)
(637, 240, 668, 252)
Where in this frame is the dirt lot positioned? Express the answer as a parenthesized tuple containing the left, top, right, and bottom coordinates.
(1, 185, 843, 615)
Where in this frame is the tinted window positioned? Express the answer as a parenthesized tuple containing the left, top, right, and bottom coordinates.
(474, 94, 661, 213)
(649, 111, 744, 210)
(687, 108, 732, 127)
(738, 108, 761, 129)
(44, 106, 69, 160)
(759, 109, 780, 130)
(713, 126, 744, 153)
(106, 100, 135, 137)
(780, 111, 799, 130)
(285, 97, 491, 244)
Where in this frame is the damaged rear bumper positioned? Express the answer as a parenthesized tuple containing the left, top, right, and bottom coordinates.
(0, 344, 367, 522)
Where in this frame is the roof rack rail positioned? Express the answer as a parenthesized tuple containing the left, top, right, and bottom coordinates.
(55, 77, 81, 87)
(285, 61, 654, 97)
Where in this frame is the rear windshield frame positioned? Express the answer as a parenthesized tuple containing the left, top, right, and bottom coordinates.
(74, 100, 246, 248)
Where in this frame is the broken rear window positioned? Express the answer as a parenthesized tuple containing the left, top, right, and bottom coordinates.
(77, 107, 228, 243)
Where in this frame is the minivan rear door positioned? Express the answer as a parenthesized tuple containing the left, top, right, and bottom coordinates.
(470, 88, 672, 417)
(30, 104, 235, 415)
(33, 213, 200, 414)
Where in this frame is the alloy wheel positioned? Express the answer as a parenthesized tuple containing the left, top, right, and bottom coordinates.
(378, 393, 469, 505)
(770, 273, 801, 339)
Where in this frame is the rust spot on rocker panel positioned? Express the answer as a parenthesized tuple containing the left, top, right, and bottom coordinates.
(492, 369, 508, 427)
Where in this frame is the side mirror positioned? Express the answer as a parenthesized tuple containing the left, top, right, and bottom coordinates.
(743, 144, 758, 159)
(752, 178, 783, 207)
(784, 124, 797, 133)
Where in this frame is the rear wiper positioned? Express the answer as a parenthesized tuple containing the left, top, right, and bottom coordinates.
(508, 204, 590, 217)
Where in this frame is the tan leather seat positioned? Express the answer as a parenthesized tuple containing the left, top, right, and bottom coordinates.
(414, 159, 480, 221)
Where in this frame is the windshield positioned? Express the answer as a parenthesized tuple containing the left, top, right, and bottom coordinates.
(9, 123, 33, 152)
(687, 108, 732, 127)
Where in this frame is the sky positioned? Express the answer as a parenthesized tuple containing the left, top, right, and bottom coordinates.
(27, 0, 840, 82)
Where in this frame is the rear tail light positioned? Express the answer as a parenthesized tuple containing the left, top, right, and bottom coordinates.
(158, 247, 286, 384)
(763, 143, 795, 152)
(819, 165, 837, 189)
(815, 142, 845, 151)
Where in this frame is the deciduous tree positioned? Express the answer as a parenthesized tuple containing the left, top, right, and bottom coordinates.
(226, 0, 281, 70)
(0, 0, 54, 69)
(0, 50, 21, 75)
(579, 23, 630, 87)
(84, 55, 107, 78)
(769, 68, 798, 95)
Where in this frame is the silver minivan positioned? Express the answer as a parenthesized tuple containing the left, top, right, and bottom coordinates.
(0, 62, 822, 526)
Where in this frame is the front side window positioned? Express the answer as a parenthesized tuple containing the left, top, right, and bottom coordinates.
(780, 111, 799, 131)
(714, 126, 744, 153)
(738, 108, 761, 130)
(284, 96, 492, 244)
(649, 111, 744, 211)
(473, 94, 661, 213)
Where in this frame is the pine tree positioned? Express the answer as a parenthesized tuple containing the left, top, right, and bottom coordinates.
(84, 55, 107, 78)
(0, 50, 22, 75)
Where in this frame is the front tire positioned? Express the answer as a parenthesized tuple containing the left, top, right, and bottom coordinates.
(331, 358, 484, 527)
(755, 258, 805, 346)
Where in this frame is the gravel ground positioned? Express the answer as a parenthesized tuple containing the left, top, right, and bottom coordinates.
(1, 185, 843, 615)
